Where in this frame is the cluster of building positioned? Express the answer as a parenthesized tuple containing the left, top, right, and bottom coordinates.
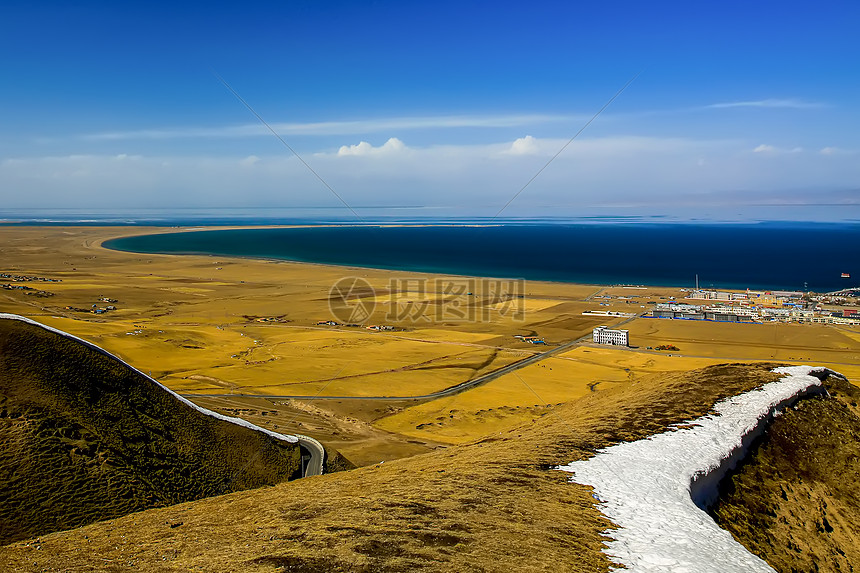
(65, 303, 117, 315)
(649, 289, 860, 325)
(2, 283, 36, 291)
(651, 303, 758, 323)
(811, 290, 860, 307)
(1, 273, 61, 298)
(2, 283, 55, 297)
(0, 273, 61, 283)
(581, 310, 636, 318)
(316, 320, 398, 331)
(251, 316, 290, 323)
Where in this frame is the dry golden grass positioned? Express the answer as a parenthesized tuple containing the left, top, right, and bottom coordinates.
(376, 346, 731, 443)
(712, 374, 860, 572)
(627, 317, 859, 361)
(626, 318, 860, 380)
(0, 363, 786, 572)
(4, 227, 859, 569)
(0, 319, 304, 546)
(2, 226, 859, 460)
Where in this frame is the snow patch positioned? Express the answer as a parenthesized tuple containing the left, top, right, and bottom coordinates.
(0, 314, 298, 444)
(557, 365, 844, 572)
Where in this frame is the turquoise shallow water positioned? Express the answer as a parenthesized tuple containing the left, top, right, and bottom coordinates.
(103, 223, 860, 291)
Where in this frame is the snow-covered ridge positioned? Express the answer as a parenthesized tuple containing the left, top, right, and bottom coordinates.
(0, 313, 298, 444)
(557, 365, 845, 573)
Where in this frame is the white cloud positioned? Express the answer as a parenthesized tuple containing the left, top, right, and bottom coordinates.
(2, 136, 859, 218)
(78, 114, 576, 141)
(504, 135, 541, 155)
(337, 141, 374, 156)
(819, 146, 858, 155)
(337, 137, 406, 156)
(707, 99, 824, 110)
(752, 144, 802, 154)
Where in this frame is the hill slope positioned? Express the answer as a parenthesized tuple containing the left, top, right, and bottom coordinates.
(712, 371, 860, 571)
(0, 316, 303, 545)
(1, 362, 804, 571)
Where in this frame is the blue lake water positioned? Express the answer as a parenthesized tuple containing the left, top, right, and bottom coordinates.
(103, 223, 860, 292)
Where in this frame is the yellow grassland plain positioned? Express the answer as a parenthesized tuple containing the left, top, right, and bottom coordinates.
(1, 226, 857, 464)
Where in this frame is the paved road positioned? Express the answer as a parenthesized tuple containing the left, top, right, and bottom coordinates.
(584, 287, 605, 301)
(182, 317, 643, 402)
(295, 434, 325, 476)
(181, 314, 644, 403)
(183, 347, 572, 402)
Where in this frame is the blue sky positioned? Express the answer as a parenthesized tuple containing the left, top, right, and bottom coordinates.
(1, 1, 859, 221)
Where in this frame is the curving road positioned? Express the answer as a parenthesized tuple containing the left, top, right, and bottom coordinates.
(183, 349, 566, 402)
(295, 434, 325, 476)
(0, 315, 330, 478)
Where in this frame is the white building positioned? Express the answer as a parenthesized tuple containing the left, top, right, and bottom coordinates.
(687, 290, 747, 301)
(593, 325, 629, 346)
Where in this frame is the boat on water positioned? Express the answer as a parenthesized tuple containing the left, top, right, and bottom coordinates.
(842, 272, 851, 278)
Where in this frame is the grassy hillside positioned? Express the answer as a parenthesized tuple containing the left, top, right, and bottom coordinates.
(1, 363, 796, 571)
(0, 318, 303, 545)
(712, 371, 860, 572)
